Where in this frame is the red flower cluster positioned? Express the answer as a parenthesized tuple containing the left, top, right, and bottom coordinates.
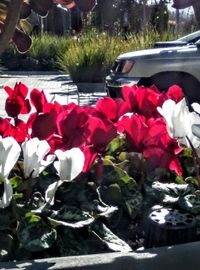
(2, 82, 184, 175)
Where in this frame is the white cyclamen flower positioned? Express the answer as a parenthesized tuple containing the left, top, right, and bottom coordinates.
(0, 178, 13, 209)
(157, 98, 200, 148)
(22, 138, 55, 178)
(0, 136, 21, 208)
(45, 148, 85, 205)
(54, 148, 85, 181)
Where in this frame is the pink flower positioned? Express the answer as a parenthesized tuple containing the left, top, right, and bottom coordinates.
(0, 118, 12, 138)
(87, 116, 117, 152)
(143, 118, 183, 175)
(0, 118, 29, 143)
(30, 89, 48, 113)
(81, 146, 98, 173)
(10, 119, 29, 143)
(166, 85, 184, 103)
(118, 114, 148, 151)
(134, 86, 161, 118)
(30, 110, 57, 140)
(122, 85, 138, 112)
(122, 84, 161, 117)
(4, 83, 31, 118)
(122, 84, 184, 118)
(56, 105, 89, 149)
(95, 97, 129, 122)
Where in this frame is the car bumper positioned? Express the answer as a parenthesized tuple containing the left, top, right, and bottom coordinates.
(105, 76, 140, 98)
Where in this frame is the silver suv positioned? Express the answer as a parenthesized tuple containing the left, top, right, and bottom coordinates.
(105, 42, 200, 104)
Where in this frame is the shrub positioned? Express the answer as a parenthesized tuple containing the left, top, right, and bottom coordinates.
(0, 34, 69, 71)
(58, 29, 176, 83)
(28, 34, 70, 70)
(0, 30, 176, 74)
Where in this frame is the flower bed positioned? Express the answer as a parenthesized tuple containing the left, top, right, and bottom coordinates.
(0, 81, 200, 261)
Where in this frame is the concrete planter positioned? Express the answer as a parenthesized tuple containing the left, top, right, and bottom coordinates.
(76, 83, 105, 93)
(1, 241, 200, 270)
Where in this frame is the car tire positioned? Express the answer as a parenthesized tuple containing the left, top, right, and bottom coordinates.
(139, 72, 200, 105)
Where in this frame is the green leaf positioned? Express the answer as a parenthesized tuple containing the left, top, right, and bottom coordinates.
(91, 221, 132, 252)
(179, 148, 192, 158)
(48, 206, 94, 228)
(151, 181, 196, 205)
(118, 152, 128, 162)
(98, 184, 123, 205)
(102, 159, 136, 189)
(175, 176, 186, 184)
(179, 193, 200, 214)
(56, 228, 89, 256)
(185, 176, 199, 187)
(124, 190, 143, 219)
(106, 136, 125, 154)
(96, 204, 118, 218)
(114, 166, 136, 188)
(9, 175, 22, 189)
(18, 19, 32, 34)
(0, 232, 14, 262)
(0, 206, 16, 230)
(17, 213, 57, 252)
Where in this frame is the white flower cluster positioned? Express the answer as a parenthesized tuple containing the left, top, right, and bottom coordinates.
(157, 98, 200, 149)
(0, 137, 85, 208)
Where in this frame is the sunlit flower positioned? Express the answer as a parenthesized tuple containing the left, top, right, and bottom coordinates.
(157, 98, 200, 148)
(45, 148, 85, 205)
(4, 83, 31, 118)
(87, 116, 117, 152)
(22, 138, 55, 178)
(0, 178, 13, 209)
(0, 136, 21, 179)
(95, 97, 129, 122)
(143, 118, 183, 176)
(54, 148, 85, 181)
(0, 136, 21, 208)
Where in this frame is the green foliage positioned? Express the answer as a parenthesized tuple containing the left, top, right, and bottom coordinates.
(28, 34, 70, 70)
(48, 205, 95, 228)
(58, 31, 111, 83)
(0, 124, 198, 260)
(17, 212, 57, 252)
(58, 29, 175, 82)
(91, 220, 132, 252)
(1, 29, 176, 77)
(1, 34, 70, 71)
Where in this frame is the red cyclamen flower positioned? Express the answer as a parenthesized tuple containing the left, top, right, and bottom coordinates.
(4, 83, 31, 117)
(143, 118, 183, 175)
(95, 97, 129, 122)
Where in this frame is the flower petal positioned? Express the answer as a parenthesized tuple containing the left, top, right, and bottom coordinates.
(54, 148, 84, 181)
(0, 179, 13, 208)
(0, 137, 21, 178)
(45, 180, 62, 205)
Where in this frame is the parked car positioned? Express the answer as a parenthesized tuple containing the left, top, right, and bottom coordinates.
(105, 39, 200, 104)
(154, 30, 200, 48)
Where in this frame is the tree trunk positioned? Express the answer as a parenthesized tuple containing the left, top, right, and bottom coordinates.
(192, 0, 200, 28)
(0, 0, 23, 55)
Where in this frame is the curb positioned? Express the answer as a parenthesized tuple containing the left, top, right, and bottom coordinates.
(0, 241, 199, 270)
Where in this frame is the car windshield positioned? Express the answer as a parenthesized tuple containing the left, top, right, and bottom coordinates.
(178, 30, 200, 43)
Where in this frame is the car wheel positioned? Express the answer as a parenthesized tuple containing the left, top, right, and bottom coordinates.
(140, 72, 200, 105)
